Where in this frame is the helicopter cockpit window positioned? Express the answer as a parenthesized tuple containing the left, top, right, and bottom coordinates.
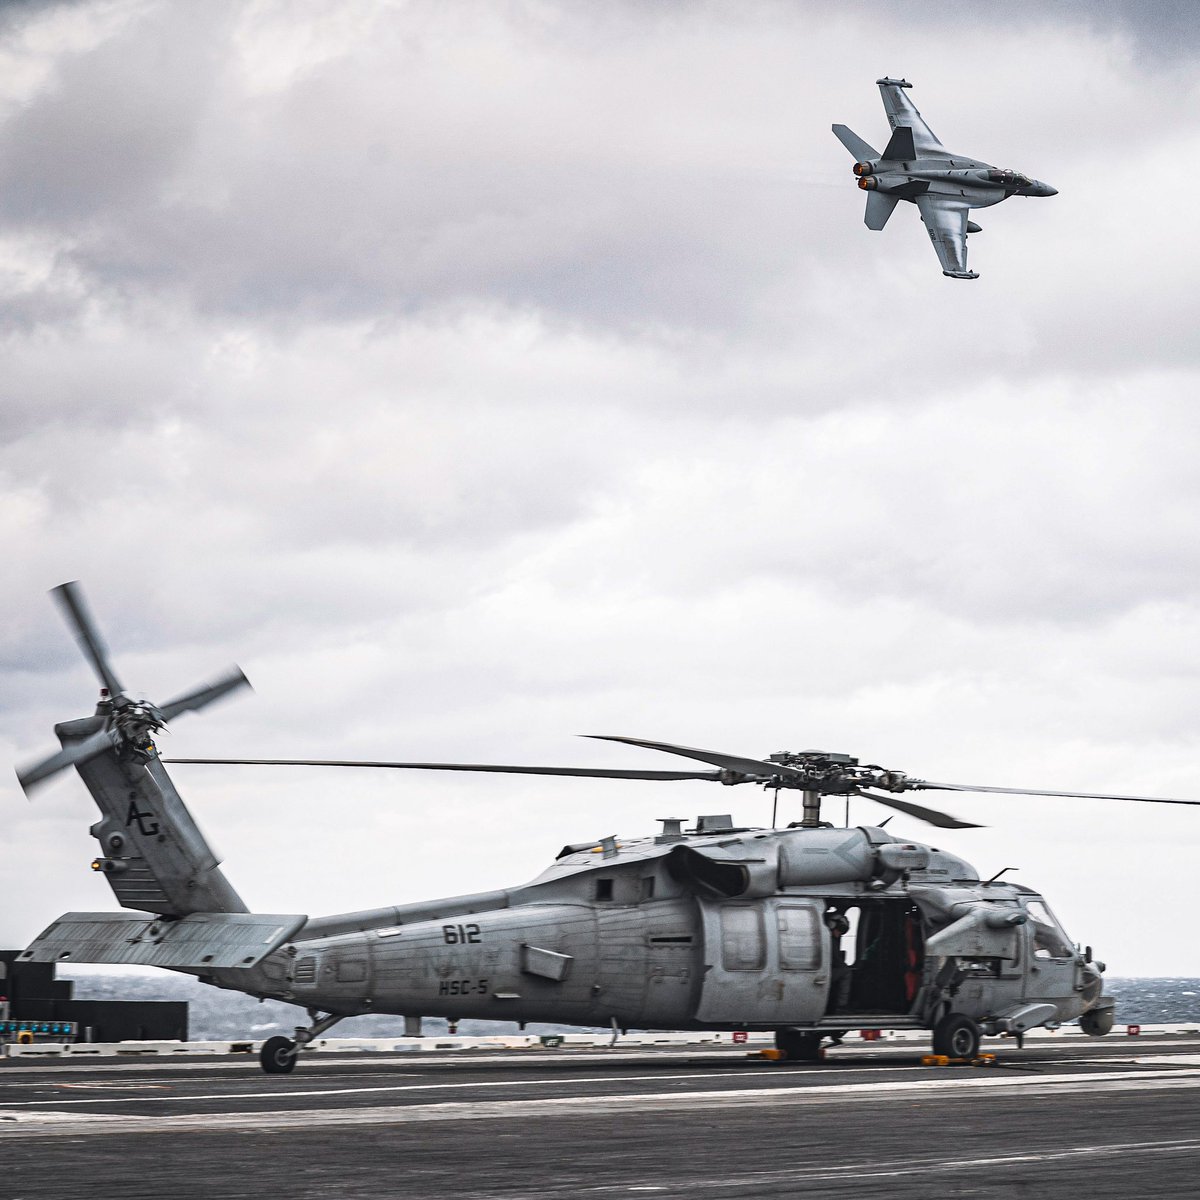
(1025, 899, 1073, 959)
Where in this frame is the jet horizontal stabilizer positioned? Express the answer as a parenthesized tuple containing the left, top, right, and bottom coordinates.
(831, 123, 878, 162)
(19, 911, 307, 970)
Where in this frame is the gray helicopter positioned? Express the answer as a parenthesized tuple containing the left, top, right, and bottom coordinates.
(833, 77, 1056, 278)
(17, 584, 1196, 1073)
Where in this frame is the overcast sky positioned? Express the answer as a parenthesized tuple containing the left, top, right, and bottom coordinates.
(3, 0, 1200, 979)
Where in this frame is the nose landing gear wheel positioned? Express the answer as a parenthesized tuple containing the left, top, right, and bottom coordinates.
(260, 1035, 298, 1074)
(931, 1013, 981, 1059)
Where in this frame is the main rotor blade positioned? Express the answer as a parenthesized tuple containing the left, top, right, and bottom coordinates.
(584, 735, 798, 780)
(17, 726, 119, 794)
(52, 581, 123, 696)
(157, 667, 252, 724)
(912, 780, 1200, 807)
(855, 789, 983, 830)
(161, 758, 723, 782)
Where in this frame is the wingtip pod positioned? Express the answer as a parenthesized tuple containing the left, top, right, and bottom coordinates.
(876, 76, 912, 89)
(943, 270, 980, 280)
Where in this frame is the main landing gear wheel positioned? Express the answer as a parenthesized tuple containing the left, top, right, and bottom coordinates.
(260, 1035, 298, 1074)
(775, 1029, 824, 1062)
(931, 1013, 981, 1059)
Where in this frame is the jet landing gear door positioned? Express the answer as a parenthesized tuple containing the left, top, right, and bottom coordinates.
(695, 900, 829, 1024)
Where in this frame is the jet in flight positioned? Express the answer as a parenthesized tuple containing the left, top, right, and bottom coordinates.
(833, 78, 1056, 279)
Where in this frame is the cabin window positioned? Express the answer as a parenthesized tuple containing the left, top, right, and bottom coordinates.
(720, 904, 765, 971)
(777, 906, 820, 970)
(640, 876, 656, 901)
(594, 878, 614, 901)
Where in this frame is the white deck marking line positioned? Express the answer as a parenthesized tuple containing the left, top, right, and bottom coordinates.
(5, 1071, 1200, 1137)
(12, 1068, 755, 1107)
(9, 1062, 1200, 1109)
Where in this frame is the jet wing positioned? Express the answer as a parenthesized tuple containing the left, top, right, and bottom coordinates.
(914, 194, 978, 278)
(877, 78, 946, 156)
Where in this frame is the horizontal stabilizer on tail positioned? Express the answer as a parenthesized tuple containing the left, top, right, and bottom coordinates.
(865, 191, 899, 230)
(832, 123, 878, 161)
(20, 911, 307, 970)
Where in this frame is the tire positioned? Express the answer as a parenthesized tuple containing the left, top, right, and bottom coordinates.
(260, 1035, 298, 1074)
(931, 1014, 981, 1059)
(1080, 1007, 1115, 1037)
(774, 1029, 823, 1062)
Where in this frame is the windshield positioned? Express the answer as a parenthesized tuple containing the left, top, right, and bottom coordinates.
(987, 168, 1032, 188)
(1024, 898, 1074, 959)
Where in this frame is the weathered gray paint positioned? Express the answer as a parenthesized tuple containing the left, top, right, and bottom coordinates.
(17, 584, 1112, 1060)
(20, 911, 304, 970)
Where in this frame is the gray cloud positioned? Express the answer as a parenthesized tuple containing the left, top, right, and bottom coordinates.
(3, 1, 1200, 977)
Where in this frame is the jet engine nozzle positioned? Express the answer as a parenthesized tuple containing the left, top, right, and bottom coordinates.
(857, 175, 878, 191)
(852, 161, 874, 177)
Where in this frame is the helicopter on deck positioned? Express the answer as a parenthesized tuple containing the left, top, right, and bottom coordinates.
(17, 584, 1199, 1072)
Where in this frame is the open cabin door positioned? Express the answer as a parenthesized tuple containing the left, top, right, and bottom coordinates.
(695, 899, 829, 1025)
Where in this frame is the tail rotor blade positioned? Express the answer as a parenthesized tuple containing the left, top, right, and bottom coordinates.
(157, 667, 251, 724)
(17, 727, 119, 795)
(52, 582, 124, 696)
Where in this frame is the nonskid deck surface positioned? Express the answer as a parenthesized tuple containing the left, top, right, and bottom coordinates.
(3, 1037, 1199, 1198)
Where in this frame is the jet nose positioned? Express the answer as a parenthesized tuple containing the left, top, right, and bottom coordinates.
(1040, 182, 1058, 196)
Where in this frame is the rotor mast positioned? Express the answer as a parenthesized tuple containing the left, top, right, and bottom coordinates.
(800, 788, 822, 828)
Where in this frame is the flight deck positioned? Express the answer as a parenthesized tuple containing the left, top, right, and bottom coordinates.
(2, 1034, 1199, 1198)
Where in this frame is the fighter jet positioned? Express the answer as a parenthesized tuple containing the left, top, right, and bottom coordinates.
(833, 78, 1056, 279)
